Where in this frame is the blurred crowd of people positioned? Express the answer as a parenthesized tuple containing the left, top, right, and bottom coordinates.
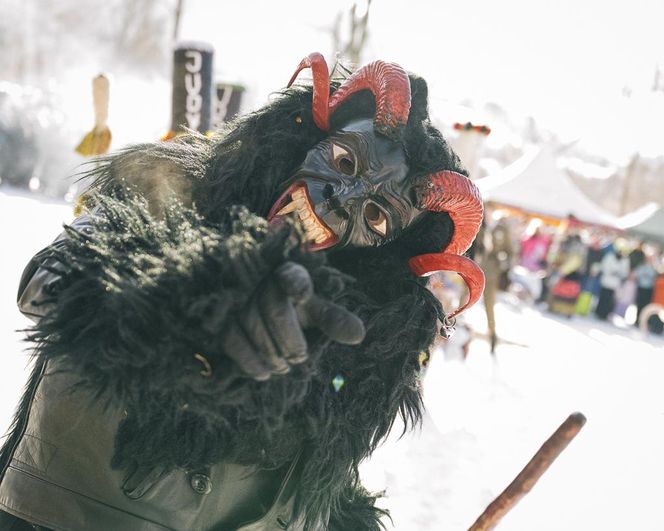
(473, 206, 664, 345)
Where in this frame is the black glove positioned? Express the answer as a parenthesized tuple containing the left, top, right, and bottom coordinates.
(221, 261, 365, 380)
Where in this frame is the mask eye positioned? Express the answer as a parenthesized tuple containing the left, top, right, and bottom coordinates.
(332, 143, 357, 177)
(364, 201, 388, 237)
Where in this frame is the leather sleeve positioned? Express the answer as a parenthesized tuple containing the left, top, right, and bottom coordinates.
(17, 214, 93, 322)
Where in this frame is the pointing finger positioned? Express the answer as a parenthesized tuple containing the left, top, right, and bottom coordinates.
(303, 296, 365, 345)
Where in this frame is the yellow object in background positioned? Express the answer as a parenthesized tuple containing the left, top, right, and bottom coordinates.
(160, 130, 177, 142)
(75, 74, 112, 156)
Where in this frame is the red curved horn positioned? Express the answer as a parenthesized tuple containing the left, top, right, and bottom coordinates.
(410, 171, 484, 316)
(414, 170, 483, 255)
(409, 253, 485, 319)
(288, 52, 330, 131)
(328, 60, 411, 138)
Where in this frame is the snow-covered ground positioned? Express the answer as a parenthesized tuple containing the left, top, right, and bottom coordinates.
(0, 187, 73, 435)
(362, 296, 664, 530)
(1, 188, 663, 530)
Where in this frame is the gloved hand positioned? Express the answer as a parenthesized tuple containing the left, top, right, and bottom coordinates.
(221, 261, 365, 380)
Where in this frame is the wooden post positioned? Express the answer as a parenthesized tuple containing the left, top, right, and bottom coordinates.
(619, 154, 639, 216)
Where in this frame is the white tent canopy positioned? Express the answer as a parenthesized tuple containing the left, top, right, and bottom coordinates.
(475, 144, 657, 229)
(626, 207, 664, 244)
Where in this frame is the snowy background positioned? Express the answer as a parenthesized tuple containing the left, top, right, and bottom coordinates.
(1, 186, 663, 530)
(3, 0, 664, 199)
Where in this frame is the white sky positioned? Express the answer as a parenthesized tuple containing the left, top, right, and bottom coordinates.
(180, 0, 664, 163)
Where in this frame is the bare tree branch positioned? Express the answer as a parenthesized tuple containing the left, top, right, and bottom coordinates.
(331, 0, 372, 68)
(173, 0, 184, 42)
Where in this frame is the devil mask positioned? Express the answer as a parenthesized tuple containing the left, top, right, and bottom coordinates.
(268, 118, 425, 250)
(268, 53, 486, 318)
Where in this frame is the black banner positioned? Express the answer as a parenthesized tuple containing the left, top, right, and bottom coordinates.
(170, 42, 214, 134)
(213, 83, 245, 129)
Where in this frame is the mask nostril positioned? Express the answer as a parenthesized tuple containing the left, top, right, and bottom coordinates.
(322, 184, 334, 199)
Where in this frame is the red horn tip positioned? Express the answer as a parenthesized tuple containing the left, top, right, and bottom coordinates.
(288, 52, 330, 131)
(409, 253, 485, 318)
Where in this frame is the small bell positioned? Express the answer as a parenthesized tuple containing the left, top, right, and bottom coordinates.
(439, 316, 456, 340)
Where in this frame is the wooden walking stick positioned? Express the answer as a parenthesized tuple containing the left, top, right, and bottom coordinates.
(468, 412, 586, 531)
(75, 73, 112, 156)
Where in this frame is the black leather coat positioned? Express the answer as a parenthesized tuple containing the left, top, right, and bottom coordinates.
(0, 219, 306, 531)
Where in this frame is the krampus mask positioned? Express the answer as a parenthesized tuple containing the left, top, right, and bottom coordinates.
(270, 53, 484, 318)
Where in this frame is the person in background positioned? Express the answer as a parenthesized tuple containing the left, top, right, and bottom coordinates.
(634, 248, 658, 326)
(578, 235, 605, 313)
(595, 241, 630, 320)
(478, 217, 514, 353)
(537, 225, 572, 305)
(613, 241, 644, 319)
(519, 223, 551, 273)
(547, 233, 586, 317)
(628, 243, 646, 271)
(614, 267, 637, 319)
(648, 268, 664, 334)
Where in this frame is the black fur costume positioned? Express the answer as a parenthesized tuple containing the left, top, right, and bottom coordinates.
(0, 70, 470, 530)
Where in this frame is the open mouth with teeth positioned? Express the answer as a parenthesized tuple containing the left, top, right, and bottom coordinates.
(267, 182, 339, 251)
